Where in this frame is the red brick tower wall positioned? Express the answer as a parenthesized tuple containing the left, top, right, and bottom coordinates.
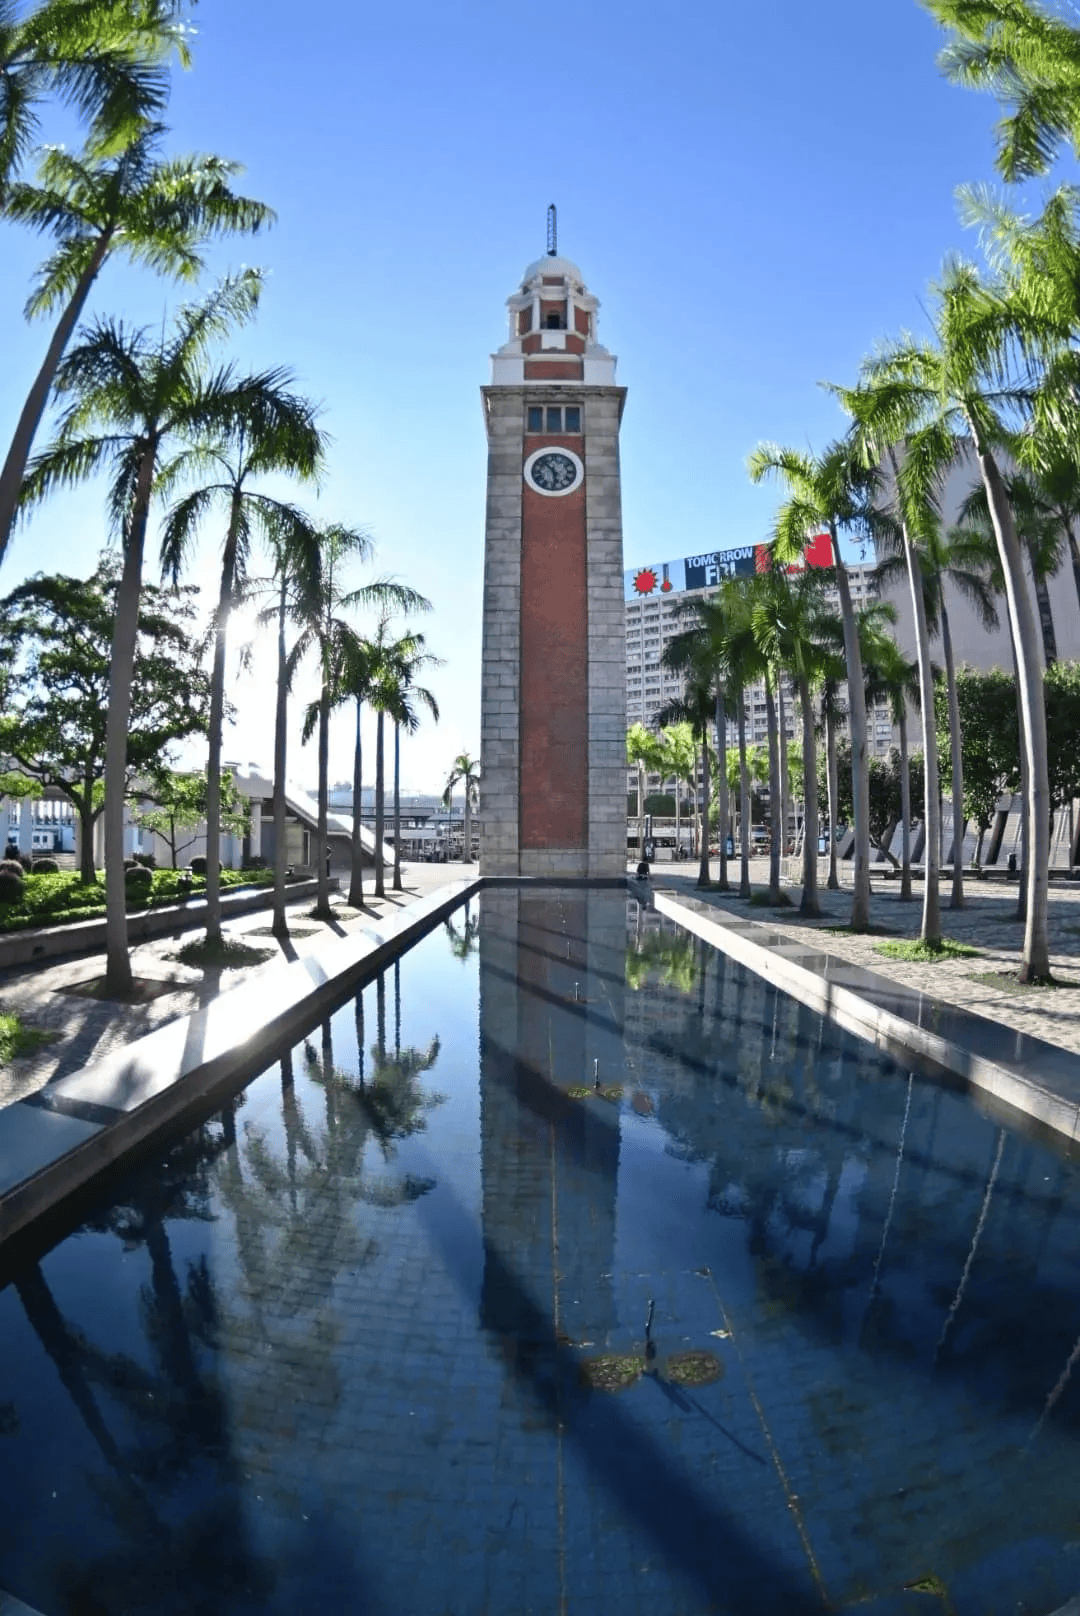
(519, 446, 588, 850)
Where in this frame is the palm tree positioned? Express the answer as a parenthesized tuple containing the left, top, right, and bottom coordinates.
(158, 383, 325, 945)
(386, 632, 440, 892)
(861, 626, 920, 902)
(848, 259, 1055, 980)
(294, 530, 423, 920)
(872, 509, 999, 909)
(660, 721, 695, 858)
(18, 269, 263, 993)
(656, 674, 715, 889)
(442, 752, 480, 868)
(625, 723, 663, 864)
(748, 439, 879, 930)
(0, 0, 189, 183)
(752, 566, 838, 917)
(254, 505, 323, 938)
(0, 127, 272, 565)
(362, 619, 438, 896)
(926, 0, 1080, 182)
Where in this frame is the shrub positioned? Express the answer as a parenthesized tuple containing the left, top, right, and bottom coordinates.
(0, 859, 25, 880)
(124, 863, 153, 894)
(133, 851, 157, 869)
(31, 856, 60, 874)
(241, 853, 266, 870)
(0, 871, 25, 905)
(189, 855, 208, 875)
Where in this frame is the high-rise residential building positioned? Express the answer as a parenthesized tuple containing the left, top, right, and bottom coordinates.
(623, 542, 897, 761)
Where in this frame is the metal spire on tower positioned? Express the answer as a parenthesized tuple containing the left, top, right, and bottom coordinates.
(546, 203, 557, 257)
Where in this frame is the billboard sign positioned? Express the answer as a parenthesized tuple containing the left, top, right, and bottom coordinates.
(624, 534, 833, 601)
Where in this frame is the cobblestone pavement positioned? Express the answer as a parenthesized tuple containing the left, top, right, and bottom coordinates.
(0, 863, 473, 1108)
(652, 857, 1080, 1058)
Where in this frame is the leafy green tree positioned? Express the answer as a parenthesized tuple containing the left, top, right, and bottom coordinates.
(0, 560, 210, 880)
(132, 768, 247, 869)
(386, 633, 440, 891)
(18, 270, 264, 992)
(659, 721, 696, 856)
(0, 127, 272, 566)
(935, 664, 1019, 866)
(1045, 660, 1080, 820)
(0, 0, 190, 183)
(159, 376, 324, 945)
(823, 741, 926, 869)
(748, 439, 879, 928)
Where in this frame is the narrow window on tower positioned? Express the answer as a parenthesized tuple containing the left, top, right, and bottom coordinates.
(564, 406, 581, 433)
(545, 310, 563, 329)
(527, 406, 543, 432)
(546, 406, 561, 432)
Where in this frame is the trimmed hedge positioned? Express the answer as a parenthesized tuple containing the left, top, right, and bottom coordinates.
(189, 855, 208, 875)
(31, 856, 60, 874)
(0, 866, 276, 934)
(0, 872, 25, 905)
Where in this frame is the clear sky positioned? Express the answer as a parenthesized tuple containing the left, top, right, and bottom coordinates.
(0, 0, 1025, 795)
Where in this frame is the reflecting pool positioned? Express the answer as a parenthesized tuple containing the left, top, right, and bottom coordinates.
(2, 887, 1080, 1615)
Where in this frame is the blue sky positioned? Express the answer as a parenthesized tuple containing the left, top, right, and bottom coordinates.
(0, 0, 1022, 792)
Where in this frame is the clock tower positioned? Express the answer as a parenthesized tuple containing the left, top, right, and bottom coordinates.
(479, 234, 627, 878)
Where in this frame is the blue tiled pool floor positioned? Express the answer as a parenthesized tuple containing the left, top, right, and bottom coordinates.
(2, 889, 1080, 1614)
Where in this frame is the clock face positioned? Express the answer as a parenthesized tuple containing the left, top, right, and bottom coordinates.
(524, 447, 583, 497)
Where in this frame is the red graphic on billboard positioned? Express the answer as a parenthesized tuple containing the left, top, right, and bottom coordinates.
(754, 544, 771, 574)
(804, 532, 833, 568)
(660, 577, 672, 591)
(633, 568, 657, 595)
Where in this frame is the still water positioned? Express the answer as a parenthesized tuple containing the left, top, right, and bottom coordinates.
(1, 887, 1079, 1615)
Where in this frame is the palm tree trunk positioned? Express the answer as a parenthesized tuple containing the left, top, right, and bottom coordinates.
(974, 440, 1051, 982)
(899, 708, 913, 902)
(393, 722, 402, 890)
(941, 601, 965, 910)
(271, 578, 289, 938)
(1063, 519, 1080, 621)
(204, 494, 242, 947)
(697, 730, 710, 888)
(637, 759, 645, 863)
(715, 688, 730, 889)
(314, 688, 332, 919)
(103, 442, 156, 996)
(1030, 560, 1058, 667)
(464, 777, 473, 866)
(828, 525, 871, 929)
(764, 671, 782, 902)
(78, 779, 95, 884)
(348, 697, 365, 907)
(797, 674, 820, 917)
(825, 699, 840, 891)
(0, 229, 112, 564)
(374, 709, 385, 898)
(674, 767, 681, 858)
(901, 526, 941, 945)
(777, 680, 790, 859)
(738, 701, 751, 897)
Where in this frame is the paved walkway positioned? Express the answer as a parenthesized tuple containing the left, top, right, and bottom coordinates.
(0, 863, 474, 1108)
(651, 859, 1080, 1058)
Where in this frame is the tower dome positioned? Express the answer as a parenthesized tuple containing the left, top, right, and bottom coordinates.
(492, 246, 615, 386)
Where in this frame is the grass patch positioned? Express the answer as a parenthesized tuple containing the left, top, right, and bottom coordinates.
(873, 937, 982, 962)
(170, 936, 276, 970)
(665, 1350, 724, 1387)
(748, 889, 794, 908)
(60, 976, 187, 1004)
(825, 922, 900, 937)
(579, 1354, 643, 1392)
(245, 925, 319, 939)
(0, 1012, 59, 1064)
(968, 968, 1080, 994)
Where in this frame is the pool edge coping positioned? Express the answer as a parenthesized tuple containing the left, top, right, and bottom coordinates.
(652, 885, 1080, 1148)
(0, 877, 481, 1263)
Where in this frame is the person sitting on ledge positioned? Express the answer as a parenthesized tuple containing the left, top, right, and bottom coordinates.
(636, 858, 651, 880)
